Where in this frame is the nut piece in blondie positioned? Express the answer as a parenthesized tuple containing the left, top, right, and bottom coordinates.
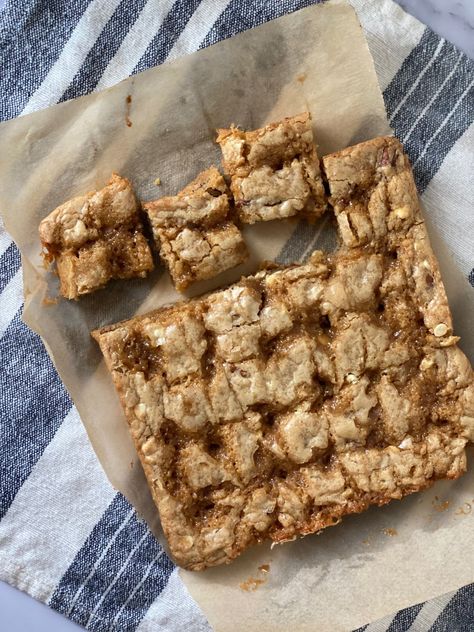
(39, 174, 154, 299)
(144, 167, 248, 291)
(93, 137, 473, 571)
(216, 113, 326, 223)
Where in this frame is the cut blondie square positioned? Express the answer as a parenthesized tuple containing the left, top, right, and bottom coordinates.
(39, 174, 154, 299)
(144, 167, 248, 291)
(216, 112, 327, 223)
(322, 136, 454, 337)
(93, 137, 474, 571)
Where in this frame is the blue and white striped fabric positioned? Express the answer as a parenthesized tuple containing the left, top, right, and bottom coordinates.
(0, 1, 473, 630)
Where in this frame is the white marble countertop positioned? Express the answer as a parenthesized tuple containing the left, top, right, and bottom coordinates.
(0, 0, 472, 631)
(394, 0, 474, 58)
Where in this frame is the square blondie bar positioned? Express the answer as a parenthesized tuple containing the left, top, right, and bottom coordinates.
(39, 174, 154, 299)
(216, 113, 327, 224)
(93, 137, 474, 571)
(144, 167, 248, 291)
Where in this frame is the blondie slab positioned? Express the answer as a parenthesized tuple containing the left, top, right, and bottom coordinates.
(216, 113, 326, 223)
(144, 167, 248, 291)
(39, 174, 154, 299)
(93, 137, 474, 571)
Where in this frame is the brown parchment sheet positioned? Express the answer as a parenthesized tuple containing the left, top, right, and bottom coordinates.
(0, 1, 473, 630)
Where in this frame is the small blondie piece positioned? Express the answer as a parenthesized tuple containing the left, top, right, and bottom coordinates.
(144, 167, 248, 291)
(322, 136, 453, 336)
(39, 174, 154, 299)
(216, 112, 326, 223)
(93, 139, 473, 571)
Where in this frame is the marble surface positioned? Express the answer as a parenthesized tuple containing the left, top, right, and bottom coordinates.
(0, 0, 472, 631)
(394, 0, 474, 58)
(0, 581, 82, 632)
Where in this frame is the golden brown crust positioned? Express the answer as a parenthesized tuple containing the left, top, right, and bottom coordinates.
(144, 167, 248, 291)
(39, 174, 154, 299)
(93, 137, 474, 571)
(216, 113, 327, 223)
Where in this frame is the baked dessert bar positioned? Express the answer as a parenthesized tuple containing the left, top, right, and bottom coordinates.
(216, 112, 327, 224)
(144, 167, 248, 291)
(93, 137, 474, 571)
(39, 174, 154, 299)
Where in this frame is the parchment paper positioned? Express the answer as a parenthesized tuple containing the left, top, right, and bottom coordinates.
(0, 1, 473, 630)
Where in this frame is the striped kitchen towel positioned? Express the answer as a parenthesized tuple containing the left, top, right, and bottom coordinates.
(0, 1, 473, 631)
